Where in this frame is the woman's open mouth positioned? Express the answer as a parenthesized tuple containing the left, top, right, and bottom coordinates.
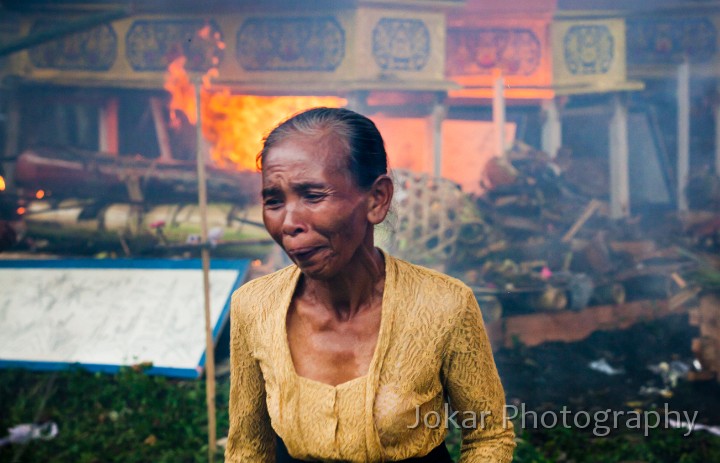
(288, 246, 323, 262)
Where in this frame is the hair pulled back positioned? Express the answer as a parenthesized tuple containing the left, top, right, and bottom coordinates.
(259, 107, 388, 190)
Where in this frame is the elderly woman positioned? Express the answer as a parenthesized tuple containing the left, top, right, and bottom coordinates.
(225, 108, 515, 462)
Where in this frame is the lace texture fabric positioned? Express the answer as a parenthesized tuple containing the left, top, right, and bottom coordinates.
(225, 250, 516, 463)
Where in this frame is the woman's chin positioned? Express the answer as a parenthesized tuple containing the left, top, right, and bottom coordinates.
(296, 257, 340, 281)
(298, 263, 334, 281)
(291, 249, 335, 278)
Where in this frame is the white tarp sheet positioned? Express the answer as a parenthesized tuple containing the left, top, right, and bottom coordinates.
(0, 259, 249, 378)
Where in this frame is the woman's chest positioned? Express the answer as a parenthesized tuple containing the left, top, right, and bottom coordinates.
(286, 300, 382, 386)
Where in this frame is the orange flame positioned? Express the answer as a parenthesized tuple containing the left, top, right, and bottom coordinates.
(164, 56, 197, 128)
(163, 31, 345, 171)
(202, 92, 346, 170)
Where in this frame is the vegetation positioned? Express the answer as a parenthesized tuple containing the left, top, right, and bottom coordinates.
(0, 367, 227, 463)
(2, 367, 720, 462)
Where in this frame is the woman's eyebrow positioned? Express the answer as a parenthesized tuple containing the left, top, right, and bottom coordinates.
(291, 182, 327, 193)
(261, 186, 281, 198)
(262, 182, 327, 198)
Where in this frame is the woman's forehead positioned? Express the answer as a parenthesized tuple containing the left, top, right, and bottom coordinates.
(264, 134, 350, 171)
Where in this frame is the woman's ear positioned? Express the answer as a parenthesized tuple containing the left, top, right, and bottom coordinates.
(367, 175, 394, 225)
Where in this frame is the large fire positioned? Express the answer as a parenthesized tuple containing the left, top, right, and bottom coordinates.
(165, 57, 198, 127)
(201, 91, 347, 170)
(164, 37, 345, 171)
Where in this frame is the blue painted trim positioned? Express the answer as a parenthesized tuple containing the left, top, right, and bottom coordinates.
(0, 360, 201, 379)
(0, 258, 245, 270)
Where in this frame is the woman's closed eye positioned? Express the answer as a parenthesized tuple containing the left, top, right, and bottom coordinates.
(304, 192, 327, 203)
(263, 197, 283, 209)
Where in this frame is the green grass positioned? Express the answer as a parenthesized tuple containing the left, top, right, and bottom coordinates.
(2, 367, 720, 462)
(0, 367, 227, 463)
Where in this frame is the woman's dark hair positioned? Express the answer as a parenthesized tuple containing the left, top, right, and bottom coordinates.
(258, 107, 388, 190)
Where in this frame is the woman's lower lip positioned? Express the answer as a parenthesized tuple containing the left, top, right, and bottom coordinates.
(292, 247, 322, 261)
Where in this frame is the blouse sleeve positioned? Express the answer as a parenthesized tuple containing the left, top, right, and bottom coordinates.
(224, 290, 275, 463)
(442, 288, 516, 463)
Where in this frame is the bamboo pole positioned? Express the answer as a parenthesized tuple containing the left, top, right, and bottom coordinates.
(194, 80, 216, 462)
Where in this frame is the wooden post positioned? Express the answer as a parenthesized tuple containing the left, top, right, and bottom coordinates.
(541, 98, 561, 158)
(715, 83, 720, 176)
(150, 97, 174, 162)
(1, 87, 19, 189)
(429, 95, 446, 178)
(677, 59, 690, 212)
(609, 94, 630, 219)
(492, 69, 506, 158)
(345, 90, 368, 115)
(194, 81, 216, 462)
(99, 97, 118, 154)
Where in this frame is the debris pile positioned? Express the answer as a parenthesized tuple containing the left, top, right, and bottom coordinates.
(403, 142, 712, 321)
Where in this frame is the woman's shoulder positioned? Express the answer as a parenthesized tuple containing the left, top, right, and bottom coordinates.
(387, 253, 473, 309)
(231, 264, 297, 317)
(389, 253, 471, 292)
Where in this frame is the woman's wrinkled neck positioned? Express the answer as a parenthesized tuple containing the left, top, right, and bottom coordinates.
(298, 237, 385, 322)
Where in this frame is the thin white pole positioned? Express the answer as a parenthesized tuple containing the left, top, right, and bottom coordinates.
(541, 98, 562, 158)
(609, 94, 630, 218)
(677, 59, 690, 212)
(195, 80, 216, 463)
(430, 98, 446, 177)
(715, 84, 720, 176)
(492, 69, 506, 157)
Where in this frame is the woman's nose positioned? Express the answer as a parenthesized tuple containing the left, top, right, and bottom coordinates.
(282, 204, 307, 237)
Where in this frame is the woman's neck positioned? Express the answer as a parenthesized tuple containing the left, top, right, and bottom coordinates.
(299, 244, 385, 322)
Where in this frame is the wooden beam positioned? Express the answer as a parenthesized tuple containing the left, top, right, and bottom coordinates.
(561, 199, 602, 243)
(486, 299, 681, 350)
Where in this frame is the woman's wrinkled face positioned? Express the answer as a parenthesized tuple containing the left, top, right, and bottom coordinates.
(261, 134, 372, 280)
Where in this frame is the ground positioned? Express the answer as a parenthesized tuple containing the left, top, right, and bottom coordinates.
(1, 314, 720, 462)
(487, 313, 720, 462)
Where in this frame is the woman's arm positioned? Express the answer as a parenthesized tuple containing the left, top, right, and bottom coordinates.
(442, 289, 516, 463)
(225, 290, 275, 463)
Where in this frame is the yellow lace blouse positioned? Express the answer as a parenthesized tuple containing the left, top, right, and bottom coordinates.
(225, 251, 515, 462)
